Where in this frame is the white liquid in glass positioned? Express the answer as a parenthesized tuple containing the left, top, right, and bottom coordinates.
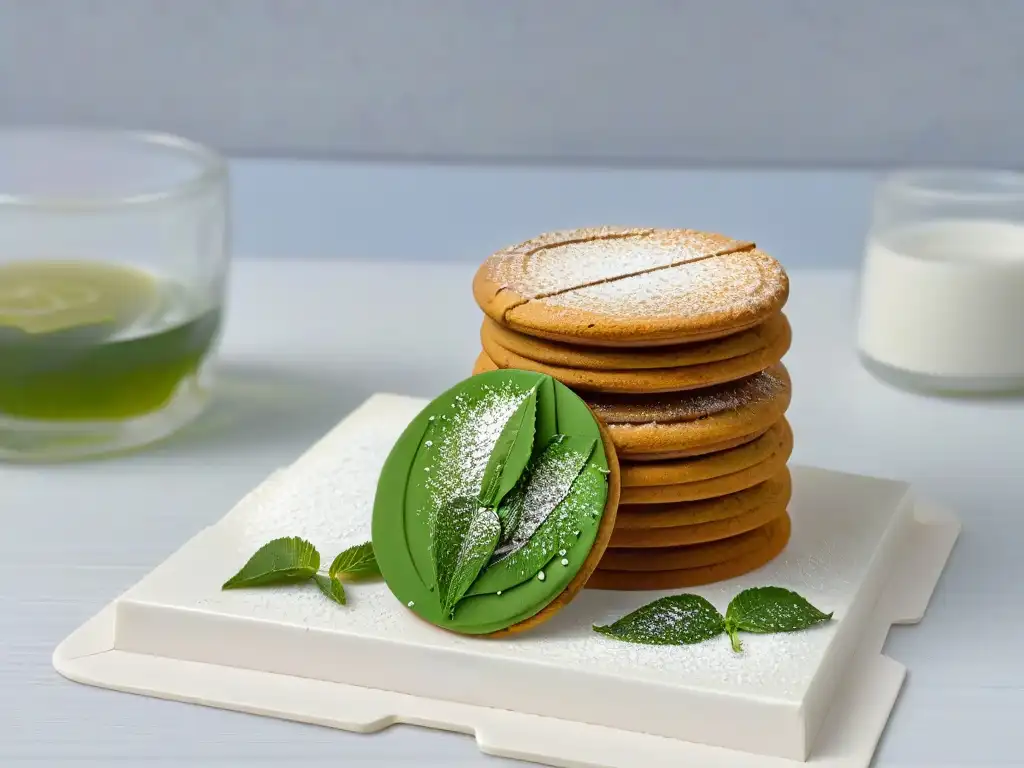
(857, 219, 1024, 389)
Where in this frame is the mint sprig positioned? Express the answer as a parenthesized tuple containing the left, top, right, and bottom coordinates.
(593, 587, 833, 653)
(222, 538, 381, 606)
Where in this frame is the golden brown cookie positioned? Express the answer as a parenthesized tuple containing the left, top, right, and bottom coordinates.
(474, 356, 791, 459)
(621, 419, 791, 486)
(595, 365, 791, 458)
(599, 513, 789, 571)
(619, 423, 792, 503)
(623, 428, 772, 461)
(486, 413, 622, 637)
(610, 492, 786, 548)
(472, 351, 499, 375)
(613, 469, 791, 533)
(473, 227, 789, 347)
(480, 313, 790, 371)
(480, 316, 791, 394)
(586, 513, 791, 591)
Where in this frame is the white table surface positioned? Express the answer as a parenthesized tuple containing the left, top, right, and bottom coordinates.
(4, 173, 1023, 766)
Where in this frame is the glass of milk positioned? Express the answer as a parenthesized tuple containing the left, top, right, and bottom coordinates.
(856, 170, 1024, 395)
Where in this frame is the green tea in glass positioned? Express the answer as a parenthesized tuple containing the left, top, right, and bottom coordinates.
(0, 129, 229, 461)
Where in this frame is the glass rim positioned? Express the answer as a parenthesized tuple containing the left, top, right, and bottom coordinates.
(879, 168, 1024, 203)
(0, 127, 228, 209)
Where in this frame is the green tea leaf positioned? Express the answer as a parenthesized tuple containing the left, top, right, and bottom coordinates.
(492, 435, 595, 560)
(496, 469, 528, 544)
(594, 594, 726, 646)
(445, 508, 501, 615)
(433, 496, 502, 615)
(329, 541, 380, 582)
(478, 382, 539, 509)
(726, 587, 833, 635)
(533, 375, 559, 449)
(314, 574, 347, 605)
(222, 537, 320, 589)
(467, 458, 606, 597)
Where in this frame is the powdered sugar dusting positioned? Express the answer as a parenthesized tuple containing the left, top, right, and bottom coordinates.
(587, 367, 787, 425)
(193, 397, 419, 632)
(147, 395, 911, 708)
(541, 250, 785, 319)
(423, 381, 527, 518)
(488, 227, 751, 299)
(493, 436, 592, 560)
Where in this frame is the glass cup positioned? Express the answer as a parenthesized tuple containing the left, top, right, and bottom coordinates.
(0, 128, 230, 461)
(856, 170, 1024, 395)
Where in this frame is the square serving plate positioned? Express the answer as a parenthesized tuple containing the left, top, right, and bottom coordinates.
(54, 394, 959, 767)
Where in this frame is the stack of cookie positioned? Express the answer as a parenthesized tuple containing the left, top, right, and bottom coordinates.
(471, 227, 794, 590)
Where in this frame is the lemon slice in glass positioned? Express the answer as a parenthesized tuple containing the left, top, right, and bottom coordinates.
(0, 260, 161, 337)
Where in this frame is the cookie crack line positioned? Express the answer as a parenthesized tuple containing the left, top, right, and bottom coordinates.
(499, 239, 757, 324)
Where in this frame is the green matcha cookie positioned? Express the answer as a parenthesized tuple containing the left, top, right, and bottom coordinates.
(372, 370, 620, 636)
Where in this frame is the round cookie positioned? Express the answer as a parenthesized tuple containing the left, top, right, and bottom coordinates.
(613, 470, 791, 533)
(621, 419, 791, 487)
(372, 369, 620, 637)
(480, 313, 790, 371)
(587, 513, 791, 591)
(609, 490, 787, 548)
(595, 365, 792, 458)
(473, 227, 789, 347)
(623, 428, 772, 461)
(480, 316, 791, 394)
(472, 357, 791, 461)
(619, 424, 792, 503)
(599, 513, 788, 571)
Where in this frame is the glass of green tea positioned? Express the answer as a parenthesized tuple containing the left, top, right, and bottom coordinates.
(0, 129, 229, 461)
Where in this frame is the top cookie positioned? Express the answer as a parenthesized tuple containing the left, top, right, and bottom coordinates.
(473, 227, 789, 347)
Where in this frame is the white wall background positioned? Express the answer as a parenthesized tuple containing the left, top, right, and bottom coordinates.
(2, 0, 1022, 167)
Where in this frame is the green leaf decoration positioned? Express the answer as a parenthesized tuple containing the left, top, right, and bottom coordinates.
(593, 594, 726, 646)
(477, 382, 539, 510)
(445, 507, 502, 616)
(467, 458, 606, 597)
(222, 537, 320, 589)
(725, 587, 833, 652)
(314, 574, 347, 605)
(329, 541, 380, 582)
(533, 375, 559, 449)
(433, 496, 502, 616)
(491, 435, 595, 561)
(496, 469, 528, 544)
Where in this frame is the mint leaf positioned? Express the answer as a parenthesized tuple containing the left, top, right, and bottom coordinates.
(222, 537, 320, 589)
(491, 435, 595, 561)
(329, 541, 380, 582)
(725, 587, 833, 652)
(433, 496, 502, 616)
(594, 594, 726, 646)
(314, 574, 347, 605)
(467, 458, 605, 597)
(478, 382, 539, 509)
